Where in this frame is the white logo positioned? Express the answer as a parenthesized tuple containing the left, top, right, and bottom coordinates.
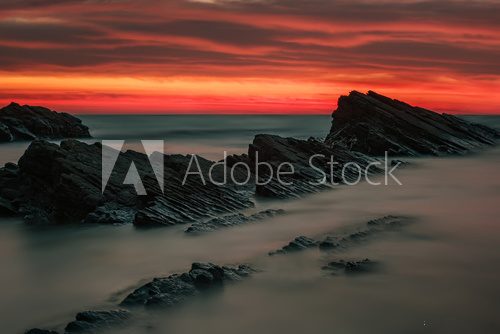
(101, 140, 164, 195)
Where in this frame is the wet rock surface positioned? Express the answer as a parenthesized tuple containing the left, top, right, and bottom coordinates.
(0, 102, 91, 142)
(185, 209, 285, 233)
(325, 91, 499, 156)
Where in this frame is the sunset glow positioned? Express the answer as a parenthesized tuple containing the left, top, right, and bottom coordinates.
(1, 0, 499, 114)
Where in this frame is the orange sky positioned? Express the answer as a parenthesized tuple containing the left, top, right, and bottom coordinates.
(1, 0, 499, 114)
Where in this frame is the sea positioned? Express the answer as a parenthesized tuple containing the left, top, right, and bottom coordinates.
(0, 115, 499, 334)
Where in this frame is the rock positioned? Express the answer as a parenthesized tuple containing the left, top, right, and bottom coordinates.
(320, 215, 413, 249)
(185, 209, 285, 233)
(0, 122, 13, 141)
(0, 102, 91, 142)
(83, 204, 136, 225)
(121, 262, 254, 308)
(0, 140, 253, 225)
(366, 215, 407, 227)
(323, 259, 377, 274)
(318, 236, 341, 250)
(248, 135, 381, 198)
(325, 91, 499, 156)
(65, 310, 131, 333)
(225, 153, 251, 168)
(25, 329, 59, 334)
(271, 216, 413, 254)
(26, 263, 254, 333)
(269, 236, 318, 255)
(391, 159, 409, 167)
(0, 196, 16, 215)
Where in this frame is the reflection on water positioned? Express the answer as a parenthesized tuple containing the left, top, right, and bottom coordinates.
(0, 115, 499, 333)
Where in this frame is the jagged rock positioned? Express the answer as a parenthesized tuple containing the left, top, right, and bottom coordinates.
(0, 102, 91, 142)
(185, 209, 285, 233)
(64, 310, 131, 333)
(121, 262, 254, 307)
(366, 215, 408, 227)
(0, 140, 253, 224)
(272, 216, 413, 254)
(0, 122, 13, 141)
(25, 329, 59, 334)
(269, 236, 318, 255)
(325, 91, 499, 156)
(323, 259, 377, 274)
(318, 236, 341, 250)
(320, 215, 412, 249)
(248, 134, 381, 198)
(83, 204, 136, 225)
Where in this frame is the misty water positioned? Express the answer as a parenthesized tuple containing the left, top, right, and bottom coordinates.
(0, 115, 499, 333)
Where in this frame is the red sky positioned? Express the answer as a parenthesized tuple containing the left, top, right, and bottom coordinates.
(0, 0, 499, 114)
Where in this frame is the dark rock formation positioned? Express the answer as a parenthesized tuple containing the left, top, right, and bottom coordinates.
(319, 215, 412, 250)
(65, 310, 131, 333)
(185, 209, 285, 234)
(121, 262, 254, 307)
(0, 102, 90, 142)
(26, 262, 252, 333)
(271, 216, 413, 254)
(25, 329, 59, 334)
(0, 133, 382, 225)
(0, 140, 253, 225)
(322, 259, 377, 274)
(325, 91, 499, 156)
(248, 134, 381, 198)
(269, 236, 318, 255)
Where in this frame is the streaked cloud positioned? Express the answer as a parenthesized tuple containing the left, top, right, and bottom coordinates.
(0, 0, 499, 113)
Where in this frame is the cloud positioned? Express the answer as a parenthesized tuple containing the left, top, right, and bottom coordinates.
(0, 0, 499, 113)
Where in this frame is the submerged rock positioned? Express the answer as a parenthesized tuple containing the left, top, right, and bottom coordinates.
(0, 102, 91, 142)
(325, 91, 499, 156)
(64, 310, 131, 333)
(25, 329, 59, 334)
(121, 262, 254, 307)
(269, 236, 318, 255)
(271, 216, 413, 254)
(185, 209, 285, 233)
(323, 259, 377, 274)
